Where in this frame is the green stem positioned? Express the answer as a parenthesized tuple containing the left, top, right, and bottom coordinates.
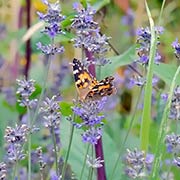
(96, 65, 102, 80)
(88, 167, 93, 180)
(61, 121, 75, 180)
(140, 1, 156, 151)
(27, 107, 31, 180)
(150, 65, 180, 179)
(80, 144, 90, 180)
(51, 127, 59, 176)
(12, 160, 18, 180)
(109, 87, 143, 180)
(166, 158, 173, 180)
(31, 55, 51, 126)
(158, 0, 166, 26)
(88, 145, 94, 180)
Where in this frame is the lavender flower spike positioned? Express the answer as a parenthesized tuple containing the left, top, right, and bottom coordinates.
(82, 127, 102, 145)
(4, 124, 29, 164)
(36, 0, 65, 54)
(169, 86, 180, 120)
(40, 95, 61, 129)
(0, 162, 7, 180)
(165, 133, 180, 154)
(172, 38, 180, 60)
(71, 97, 107, 144)
(86, 155, 104, 168)
(72, 97, 107, 128)
(124, 148, 154, 179)
(136, 26, 163, 65)
(4, 124, 29, 144)
(71, 3, 110, 65)
(16, 78, 37, 108)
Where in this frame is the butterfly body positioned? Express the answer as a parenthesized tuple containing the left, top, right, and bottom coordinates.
(72, 58, 116, 100)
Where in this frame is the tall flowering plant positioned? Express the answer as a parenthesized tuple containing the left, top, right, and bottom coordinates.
(1, 0, 180, 180)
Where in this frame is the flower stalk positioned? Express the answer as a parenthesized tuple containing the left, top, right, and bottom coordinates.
(27, 107, 31, 180)
(61, 125, 75, 180)
(80, 144, 90, 180)
(25, 0, 31, 79)
(51, 127, 59, 176)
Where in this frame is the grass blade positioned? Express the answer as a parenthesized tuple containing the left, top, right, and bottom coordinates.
(140, 0, 156, 151)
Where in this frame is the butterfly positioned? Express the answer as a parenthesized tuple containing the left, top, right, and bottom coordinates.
(72, 58, 116, 100)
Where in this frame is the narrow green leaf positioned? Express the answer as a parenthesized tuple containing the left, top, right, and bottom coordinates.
(140, 1, 156, 151)
(151, 64, 180, 179)
(154, 63, 180, 85)
(100, 45, 136, 78)
(80, 0, 87, 8)
(61, 13, 75, 28)
(55, 31, 75, 43)
(60, 119, 122, 179)
(92, 0, 110, 11)
(158, 0, 166, 25)
(60, 119, 89, 179)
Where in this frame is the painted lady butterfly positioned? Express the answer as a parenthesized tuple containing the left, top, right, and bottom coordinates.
(72, 58, 116, 100)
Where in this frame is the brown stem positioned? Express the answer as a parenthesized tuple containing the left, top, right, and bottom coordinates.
(85, 49, 107, 180)
(95, 138, 106, 180)
(24, 0, 31, 79)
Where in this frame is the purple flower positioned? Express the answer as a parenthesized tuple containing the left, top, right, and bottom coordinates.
(173, 157, 180, 167)
(172, 38, 179, 48)
(86, 155, 104, 168)
(126, 75, 146, 88)
(16, 78, 37, 107)
(72, 97, 107, 128)
(40, 95, 61, 129)
(155, 26, 164, 34)
(36, 147, 46, 170)
(4, 124, 29, 144)
(3, 124, 29, 164)
(43, 23, 65, 38)
(6, 144, 26, 163)
(165, 133, 180, 154)
(50, 170, 59, 180)
(71, 3, 97, 32)
(139, 55, 149, 64)
(136, 27, 151, 45)
(161, 93, 168, 102)
(71, 97, 107, 144)
(152, 76, 159, 86)
(36, 0, 65, 54)
(37, 1, 65, 25)
(124, 149, 145, 179)
(36, 42, 64, 55)
(124, 148, 154, 179)
(172, 38, 180, 60)
(71, 3, 110, 65)
(0, 162, 6, 180)
(169, 86, 180, 120)
(82, 127, 102, 144)
(16, 78, 35, 98)
(136, 26, 163, 65)
(145, 154, 154, 173)
(155, 52, 162, 64)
